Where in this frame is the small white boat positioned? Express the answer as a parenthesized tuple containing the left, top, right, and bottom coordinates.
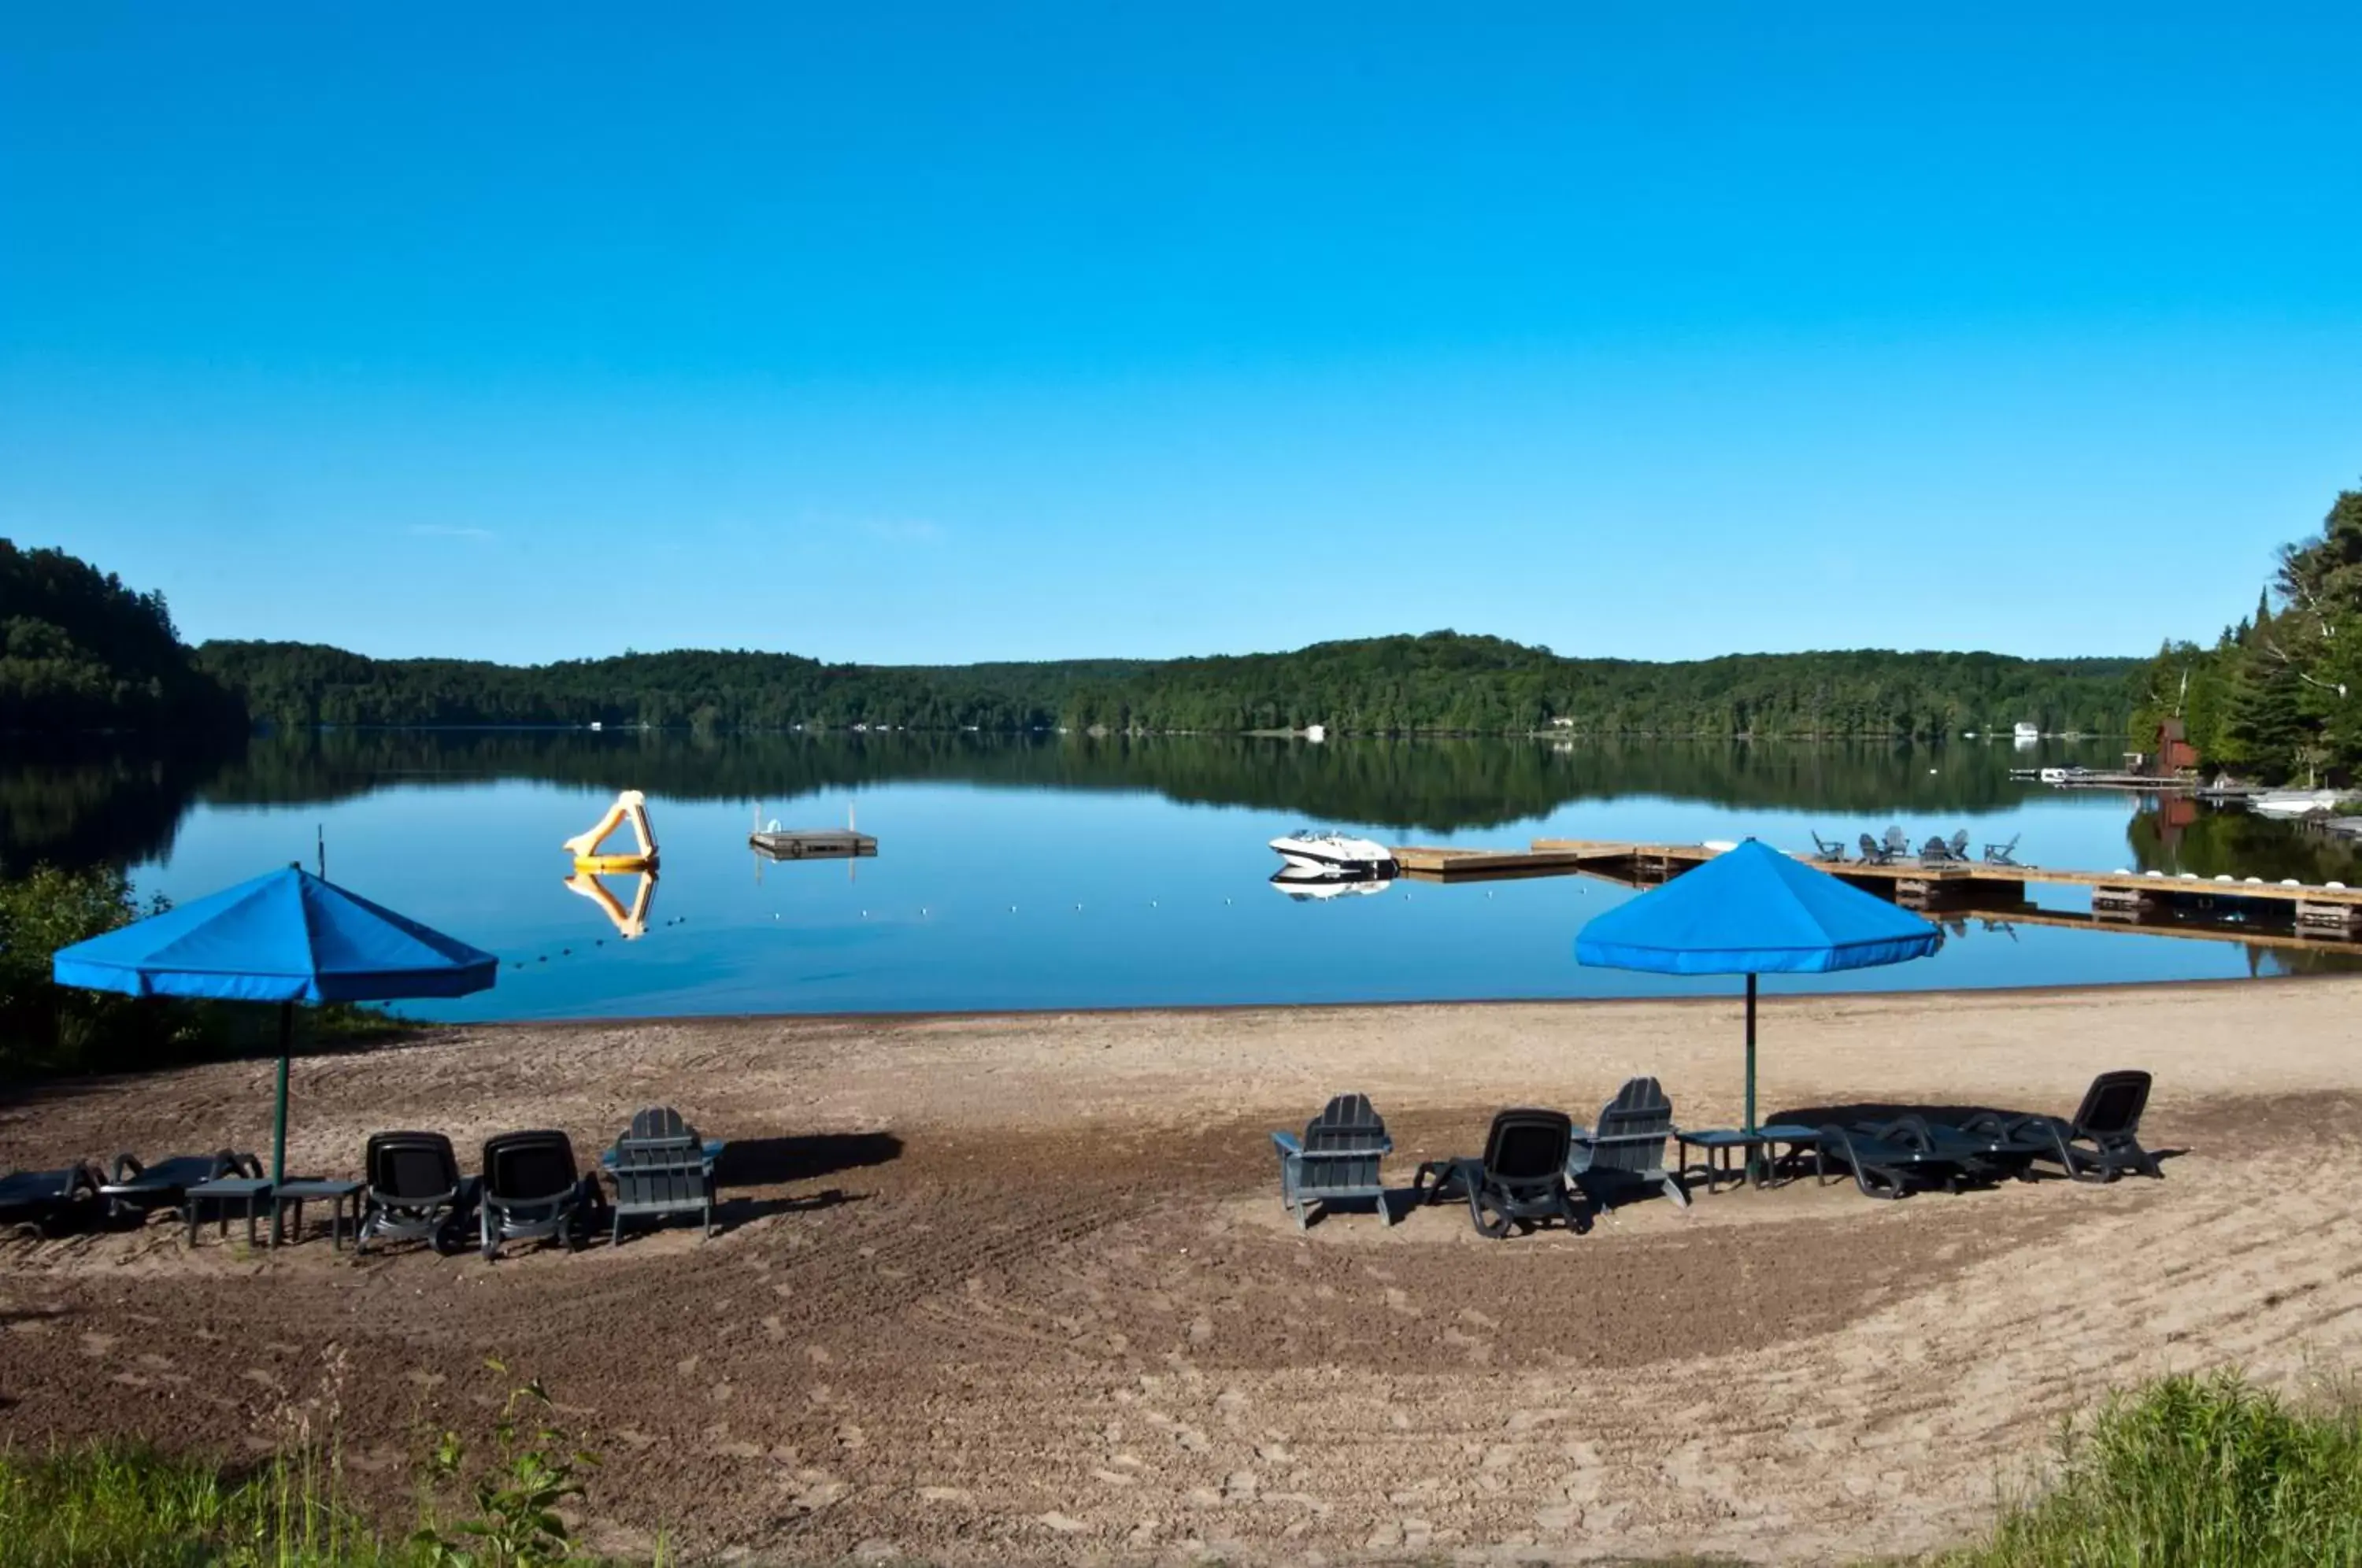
(1268, 829, 1397, 877)
(2249, 790, 2345, 819)
(1268, 867, 1391, 901)
(2013, 722, 2041, 746)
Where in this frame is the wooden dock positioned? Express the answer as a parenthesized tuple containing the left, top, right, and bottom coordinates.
(1386, 836, 2362, 945)
(750, 829, 877, 861)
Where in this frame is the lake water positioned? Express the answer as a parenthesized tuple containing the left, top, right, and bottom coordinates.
(9, 732, 2360, 1020)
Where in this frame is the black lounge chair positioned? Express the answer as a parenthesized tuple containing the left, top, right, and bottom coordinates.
(1412, 1108, 1582, 1238)
(1964, 1071, 2161, 1182)
(1814, 1122, 1971, 1199)
(1855, 1113, 2045, 1184)
(98, 1151, 253, 1223)
(1859, 833, 1896, 867)
(1809, 831, 1850, 863)
(1272, 1093, 1395, 1229)
(0, 1163, 102, 1238)
(601, 1107, 723, 1243)
(479, 1130, 603, 1259)
(1568, 1077, 1688, 1210)
(1984, 834, 2023, 867)
(356, 1131, 478, 1256)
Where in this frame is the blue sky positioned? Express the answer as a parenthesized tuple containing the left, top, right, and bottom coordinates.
(3, 4, 2358, 666)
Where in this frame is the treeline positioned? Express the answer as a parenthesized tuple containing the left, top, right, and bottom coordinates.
(197, 640, 1141, 733)
(198, 631, 2133, 740)
(0, 540, 243, 733)
(2129, 486, 2362, 784)
(1064, 634, 2134, 739)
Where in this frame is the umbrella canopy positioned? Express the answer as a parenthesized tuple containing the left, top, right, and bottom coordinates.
(1575, 839, 1942, 975)
(1575, 840, 1939, 1137)
(52, 865, 496, 1209)
(54, 864, 497, 1003)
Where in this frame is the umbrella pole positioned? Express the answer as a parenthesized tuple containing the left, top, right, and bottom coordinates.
(1738, 973, 1757, 1133)
(271, 1000, 291, 1242)
(1744, 973, 1760, 1183)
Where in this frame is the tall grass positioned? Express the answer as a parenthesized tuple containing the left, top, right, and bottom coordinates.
(1948, 1370, 2362, 1568)
(0, 1441, 394, 1568)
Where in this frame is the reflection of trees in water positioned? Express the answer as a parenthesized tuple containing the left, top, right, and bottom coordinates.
(0, 741, 235, 873)
(2120, 805, 2362, 978)
(6, 729, 2123, 869)
(2123, 804, 2362, 886)
(207, 730, 2107, 830)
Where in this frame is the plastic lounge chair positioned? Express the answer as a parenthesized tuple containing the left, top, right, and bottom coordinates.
(1567, 1077, 1689, 1210)
(1809, 831, 1849, 863)
(601, 1106, 722, 1243)
(98, 1151, 251, 1222)
(0, 1163, 102, 1238)
(1856, 1113, 2045, 1184)
(479, 1130, 603, 1259)
(1964, 1071, 2161, 1182)
(355, 1131, 478, 1256)
(1272, 1093, 1395, 1229)
(1984, 834, 2023, 867)
(1411, 1108, 1581, 1238)
(1814, 1123, 1970, 1200)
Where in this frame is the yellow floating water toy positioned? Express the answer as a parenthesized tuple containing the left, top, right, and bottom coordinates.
(565, 789, 659, 873)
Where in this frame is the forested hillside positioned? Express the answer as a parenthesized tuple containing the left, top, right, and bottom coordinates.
(196, 642, 1142, 731)
(1064, 635, 2133, 739)
(0, 541, 243, 733)
(2129, 484, 2362, 783)
(202, 633, 2133, 739)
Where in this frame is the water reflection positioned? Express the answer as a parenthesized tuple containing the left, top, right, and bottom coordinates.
(8, 729, 2362, 1015)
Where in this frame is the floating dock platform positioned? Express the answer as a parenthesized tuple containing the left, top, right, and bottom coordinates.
(750, 829, 877, 861)
(1386, 837, 2362, 946)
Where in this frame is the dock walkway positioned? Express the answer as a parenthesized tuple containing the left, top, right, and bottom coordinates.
(1386, 837, 2362, 944)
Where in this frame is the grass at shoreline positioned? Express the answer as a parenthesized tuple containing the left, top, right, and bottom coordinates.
(8, 1370, 2358, 1567)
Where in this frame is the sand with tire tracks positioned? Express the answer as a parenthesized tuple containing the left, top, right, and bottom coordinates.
(4, 979, 2360, 1563)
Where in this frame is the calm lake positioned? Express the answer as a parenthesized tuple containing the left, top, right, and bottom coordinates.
(9, 732, 2360, 1020)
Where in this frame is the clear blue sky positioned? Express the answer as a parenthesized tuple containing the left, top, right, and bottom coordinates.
(3, 4, 2358, 667)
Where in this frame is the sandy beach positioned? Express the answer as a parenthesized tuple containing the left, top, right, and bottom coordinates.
(5, 978, 2360, 1564)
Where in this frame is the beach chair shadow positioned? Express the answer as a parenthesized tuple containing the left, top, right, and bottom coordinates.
(715, 1131, 903, 1186)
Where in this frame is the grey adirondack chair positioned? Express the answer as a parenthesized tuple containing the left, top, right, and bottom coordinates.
(1983, 834, 2023, 867)
(1882, 825, 1912, 860)
(1947, 829, 1971, 862)
(601, 1106, 723, 1242)
(1809, 831, 1849, 862)
(1272, 1093, 1394, 1228)
(1859, 832, 1894, 866)
(1567, 1076, 1689, 1209)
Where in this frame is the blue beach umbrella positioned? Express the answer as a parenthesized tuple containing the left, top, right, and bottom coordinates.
(1575, 839, 1940, 1137)
(52, 864, 496, 1207)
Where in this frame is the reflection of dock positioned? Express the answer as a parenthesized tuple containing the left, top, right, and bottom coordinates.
(750, 829, 877, 861)
(1387, 837, 2362, 945)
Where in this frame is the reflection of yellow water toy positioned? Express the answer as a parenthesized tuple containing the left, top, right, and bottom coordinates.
(564, 867, 657, 939)
(565, 790, 658, 872)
